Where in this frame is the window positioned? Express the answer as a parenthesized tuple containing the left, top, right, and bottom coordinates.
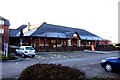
(0, 28, 4, 34)
(26, 47, 34, 50)
(0, 20, 4, 25)
(19, 48, 24, 50)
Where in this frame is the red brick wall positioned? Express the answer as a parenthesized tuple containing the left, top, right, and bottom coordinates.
(4, 26, 9, 42)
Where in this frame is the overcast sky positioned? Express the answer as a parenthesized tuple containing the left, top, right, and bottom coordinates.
(0, 0, 119, 43)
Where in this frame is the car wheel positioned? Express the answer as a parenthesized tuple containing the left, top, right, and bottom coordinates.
(22, 53, 25, 58)
(32, 55, 35, 58)
(15, 52, 17, 55)
(105, 63, 113, 72)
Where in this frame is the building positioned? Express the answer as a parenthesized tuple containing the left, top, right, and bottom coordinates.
(9, 22, 109, 51)
(0, 16, 10, 51)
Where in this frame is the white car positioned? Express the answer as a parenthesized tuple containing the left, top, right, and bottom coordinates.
(15, 46, 36, 58)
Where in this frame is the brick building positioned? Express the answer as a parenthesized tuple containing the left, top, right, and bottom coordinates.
(9, 22, 110, 52)
(0, 16, 10, 51)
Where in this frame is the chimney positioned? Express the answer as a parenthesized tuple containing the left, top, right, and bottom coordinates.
(28, 22, 31, 31)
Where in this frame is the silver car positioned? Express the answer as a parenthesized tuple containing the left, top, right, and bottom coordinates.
(16, 46, 36, 58)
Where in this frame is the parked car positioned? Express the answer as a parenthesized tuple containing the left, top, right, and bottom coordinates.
(115, 43, 120, 47)
(100, 57, 120, 72)
(114, 43, 120, 50)
(15, 46, 36, 58)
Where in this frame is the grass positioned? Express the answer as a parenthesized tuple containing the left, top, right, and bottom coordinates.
(0, 51, 17, 60)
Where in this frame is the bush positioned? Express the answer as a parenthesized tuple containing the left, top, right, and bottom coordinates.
(19, 64, 86, 80)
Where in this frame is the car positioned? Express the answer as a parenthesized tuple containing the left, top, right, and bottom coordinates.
(114, 43, 120, 50)
(100, 57, 120, 72)
(15, 46, 36, 58)
(115, 43, 120, 47)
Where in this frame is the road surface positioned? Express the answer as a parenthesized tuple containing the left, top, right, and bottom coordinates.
(2, 50, 120, 79)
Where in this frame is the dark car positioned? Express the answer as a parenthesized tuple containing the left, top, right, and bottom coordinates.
(100, 57, 120, 72)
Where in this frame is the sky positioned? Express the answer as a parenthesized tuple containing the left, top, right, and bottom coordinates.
(0, 0, 119, 43)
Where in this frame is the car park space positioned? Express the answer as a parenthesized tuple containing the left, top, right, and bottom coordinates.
(14, 50, 119, 61)
(34, 50, 118, 60)
(76, 63, 120, 78)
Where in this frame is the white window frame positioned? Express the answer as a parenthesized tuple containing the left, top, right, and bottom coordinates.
(0, 28, 4, 34)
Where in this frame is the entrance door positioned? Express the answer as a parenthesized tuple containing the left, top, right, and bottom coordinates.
(71, 38, 78, 47)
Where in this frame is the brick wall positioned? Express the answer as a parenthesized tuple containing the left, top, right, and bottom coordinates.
(0, 25, 9, 43)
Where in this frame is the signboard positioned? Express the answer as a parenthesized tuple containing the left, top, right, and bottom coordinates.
(4, 42, 8, 57)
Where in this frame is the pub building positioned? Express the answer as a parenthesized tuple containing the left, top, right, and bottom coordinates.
(9, 22, 110, 52)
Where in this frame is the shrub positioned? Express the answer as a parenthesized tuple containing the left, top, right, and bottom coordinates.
(19, 64, 86, 80)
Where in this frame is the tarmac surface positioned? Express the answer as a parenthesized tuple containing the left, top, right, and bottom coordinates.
(2, 50, 120, 79)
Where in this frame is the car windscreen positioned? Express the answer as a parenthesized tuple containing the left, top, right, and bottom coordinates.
(26, 47, 34, 50)
(19, 48, 24, 50)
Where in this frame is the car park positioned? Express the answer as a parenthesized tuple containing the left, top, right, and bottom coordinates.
(100, 57, 120, 72)
(15, 46, 36, 58)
